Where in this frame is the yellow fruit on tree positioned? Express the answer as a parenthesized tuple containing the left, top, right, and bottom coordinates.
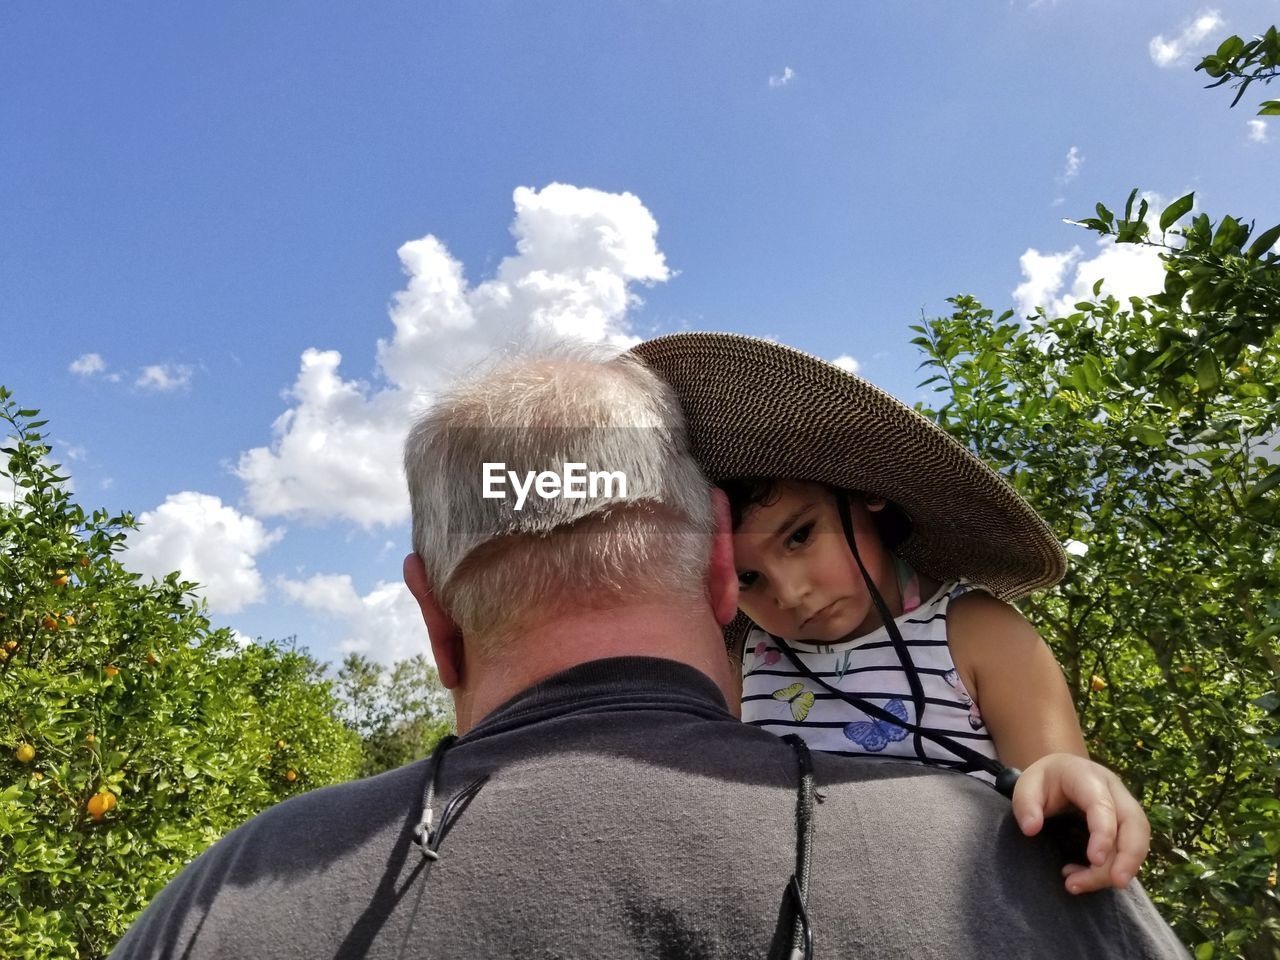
(285, 769, 298, 782)
(33, 771, 43, 781)
(1089, 675, 1107, 692)
(4, 639, 17, 650)
(104, 665, 120, 678)
(51, 572, 69, 587)
(63, 614, 75, 626)
(85, 733, 95, 744)
(276, 740, 286, 749)
(87, 791, 117, 820)
(15, 743, 36, 763)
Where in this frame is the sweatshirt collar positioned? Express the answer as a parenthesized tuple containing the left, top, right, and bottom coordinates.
(461, 656, 735, 743)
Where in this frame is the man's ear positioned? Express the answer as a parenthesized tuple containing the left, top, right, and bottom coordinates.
(707, 488, 740, 627)
(403, 552, 464, 689)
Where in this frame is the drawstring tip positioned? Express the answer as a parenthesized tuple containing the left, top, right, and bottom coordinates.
(995, 766, 1021, 798)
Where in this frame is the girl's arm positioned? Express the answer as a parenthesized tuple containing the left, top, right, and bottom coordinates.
(946, 590, 1087, 768)
(947, 590, 1149, 894)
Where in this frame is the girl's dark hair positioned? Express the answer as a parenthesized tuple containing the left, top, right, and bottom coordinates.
(720, 477, 913, 551)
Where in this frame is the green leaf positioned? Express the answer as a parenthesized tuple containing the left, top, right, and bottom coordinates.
(1195, 941, 1215, 960)
(1160, 193, 1195, 231)
(1096, 202, 1114, 226)
(1133, 425, 1166, 446)
(1195, 352, 1220, 393)
(1259, 100, 1280, 116)
(1082, 356, 1105, 393)
(1246, 221, 1280, 258)
(1246, 466, 1280, 502)
(1123, 188, 1138, 221)
(1253, 692, 1280, 713)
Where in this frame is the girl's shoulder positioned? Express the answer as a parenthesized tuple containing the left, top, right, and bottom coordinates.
(915, 577, 993, 616)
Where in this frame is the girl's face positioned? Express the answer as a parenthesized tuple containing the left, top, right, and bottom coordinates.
(732, 480, 900, 645)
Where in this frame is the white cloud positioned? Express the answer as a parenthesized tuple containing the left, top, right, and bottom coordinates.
(125, 492, 284, 613)
(1013, 247, 1083, 317)
(69, 353, 106, 377)
(278, 573, 427, 665)
(1015, 191, 1173, 317)
(1247, 119, 1269, 143)
(237, 183, 671, 527)
(135, 364, 194, 392)
(1015, 239, 1166, 318)
(1149, 10, 1224, 68)
(768, 66, 796, 88)
(831, 354, 862, 374)
(1060, 146, 1082, 183)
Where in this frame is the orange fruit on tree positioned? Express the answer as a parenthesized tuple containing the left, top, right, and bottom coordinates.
(41, 615, 59, 631)
(78, 556, 90, 568)
(85, 733, 95, 744)
(276, 740, 286, 749)
(51, 571, 69, 587)
(285, 769, 298, 782)
(1089, 675, 1107, 692)
(63, 614, 75, 626)
(86, 791, 116, 820)
(4, 639, 17, 650)
(104, 665, 120, 678)
(15, 743, 36, 763)
(146, 652, 158, 665)
(32, 771, 43, 781)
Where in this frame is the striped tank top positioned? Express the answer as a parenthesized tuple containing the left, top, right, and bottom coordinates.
(739, 580, 999, 784)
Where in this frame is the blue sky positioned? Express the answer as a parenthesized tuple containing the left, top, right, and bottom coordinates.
(2, 1, 1276, 668)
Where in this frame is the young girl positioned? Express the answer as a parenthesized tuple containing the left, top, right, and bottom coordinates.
(632, 331, 1150, 896)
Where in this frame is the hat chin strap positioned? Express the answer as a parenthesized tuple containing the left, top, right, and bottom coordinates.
(827, 489, 1020, 797)
(831, 490, 927, 760)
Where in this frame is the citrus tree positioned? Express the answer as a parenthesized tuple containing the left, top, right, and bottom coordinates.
(0, 390, 364, 959)
(912, 184, 1280, 957)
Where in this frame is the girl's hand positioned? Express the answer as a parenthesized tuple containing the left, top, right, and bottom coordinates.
(1011, 753, 1150, 895)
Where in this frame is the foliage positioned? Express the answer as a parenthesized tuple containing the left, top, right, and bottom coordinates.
(332, 652, 454, 778)
(0, 390, 364, 959)
(1197, 26, 1280, 114)
(1067, 186, 1280, 400)
(912, 188, 1280, 958)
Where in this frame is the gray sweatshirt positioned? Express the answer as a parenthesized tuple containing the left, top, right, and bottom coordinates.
(109, 656, 1187, 959)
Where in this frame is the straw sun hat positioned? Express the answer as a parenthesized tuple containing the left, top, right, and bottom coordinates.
(629, 332, 1067, 612)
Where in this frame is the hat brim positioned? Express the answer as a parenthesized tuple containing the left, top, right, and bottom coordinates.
(630, 333, 1066, 608)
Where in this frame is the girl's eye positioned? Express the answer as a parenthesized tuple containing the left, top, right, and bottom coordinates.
(737, 571, 758, 590)
(788, 522, 814, 547)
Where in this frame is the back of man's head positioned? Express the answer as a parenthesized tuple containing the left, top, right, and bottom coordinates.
(404, 342, 714, 649)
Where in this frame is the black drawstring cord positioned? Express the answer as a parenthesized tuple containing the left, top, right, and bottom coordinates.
(394, 735, 491, 960)
(411, 735, 490, 860)
(781, 734, 819, 960)
(833, 492, 928, 764)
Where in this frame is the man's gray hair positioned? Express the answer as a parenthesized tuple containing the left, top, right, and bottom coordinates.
(404, 342, 714, 645)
